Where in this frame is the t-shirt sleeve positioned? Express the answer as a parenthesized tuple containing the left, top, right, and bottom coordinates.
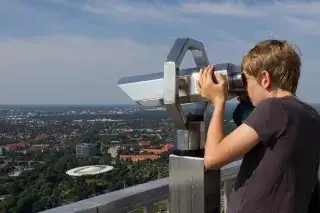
(243, 98, 288, 145)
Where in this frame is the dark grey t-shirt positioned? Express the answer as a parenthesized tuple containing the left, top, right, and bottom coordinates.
(227, 96, 320, 213)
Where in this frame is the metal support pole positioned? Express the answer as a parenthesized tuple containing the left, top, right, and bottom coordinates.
(223, 180, 233, 212)
(169, 121, 221, 213)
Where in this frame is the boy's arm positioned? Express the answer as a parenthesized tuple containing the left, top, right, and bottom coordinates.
(204, 102, 259, 169)
(204, 98, 288, 170)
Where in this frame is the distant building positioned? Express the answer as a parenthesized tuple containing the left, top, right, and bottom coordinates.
(0, 146, 5, 156)
(140, 143, 174, 155)
(107, 146, 120, 158)
(3, 142, 25, 151)
(76, 143, 96, 157)
(138, 140, 151, 146)
(28, 144, 50, 152)
(119, 154, 159, 162)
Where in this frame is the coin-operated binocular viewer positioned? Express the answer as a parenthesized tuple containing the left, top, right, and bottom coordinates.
(118, 38, 245, 213)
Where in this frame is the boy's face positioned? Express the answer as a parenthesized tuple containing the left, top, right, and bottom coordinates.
(242, 71, 270, 106)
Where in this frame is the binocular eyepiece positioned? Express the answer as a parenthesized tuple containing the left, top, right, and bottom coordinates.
(191, 63, 245, 96)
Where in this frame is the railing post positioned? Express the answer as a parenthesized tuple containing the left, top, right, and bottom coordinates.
(143, 205, 154, 213)
(169, 122, 221, 213)
(223, 179, 233, 212)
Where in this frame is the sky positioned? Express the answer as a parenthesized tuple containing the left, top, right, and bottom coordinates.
(0, 0, 320, 105)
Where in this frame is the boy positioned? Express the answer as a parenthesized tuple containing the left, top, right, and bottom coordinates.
(196, 40, 320, 213)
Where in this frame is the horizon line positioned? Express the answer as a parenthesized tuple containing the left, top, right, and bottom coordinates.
(0, 102, 319, 107)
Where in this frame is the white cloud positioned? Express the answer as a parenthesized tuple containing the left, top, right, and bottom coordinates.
(0, 0, 319, 104)
(76, 0, 320, 40)
(80, 0, 267, 21)
(203, 30, 254, 63)
(0, 35, 169, 104)
(78, 0, 320, 21)
(12, 0, 318, 26)
(10, 0, 320, 37)
(0, 32, 257, 104)
(82, 1, 182, 22)
(283, 16, 320, 35)
(179, 2, 266, 17)
(2, 32, 316, 104)
(276, 1, 320, 15)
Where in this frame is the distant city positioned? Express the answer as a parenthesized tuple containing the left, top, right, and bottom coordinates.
(0, 102, 319, 212)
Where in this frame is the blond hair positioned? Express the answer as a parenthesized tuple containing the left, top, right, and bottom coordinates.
(241, 39, 301, 93)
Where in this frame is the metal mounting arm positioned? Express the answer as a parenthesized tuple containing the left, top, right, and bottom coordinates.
(163, 38, 210, 130)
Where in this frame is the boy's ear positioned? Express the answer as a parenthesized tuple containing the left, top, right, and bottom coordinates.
(260, 70, 271, 89)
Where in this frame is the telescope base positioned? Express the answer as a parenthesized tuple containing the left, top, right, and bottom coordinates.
(169, 154, 221, 213)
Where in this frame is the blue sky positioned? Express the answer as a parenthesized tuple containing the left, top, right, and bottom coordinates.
(0, 0, 319, 104)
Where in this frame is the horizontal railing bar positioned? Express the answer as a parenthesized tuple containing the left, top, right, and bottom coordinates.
(39, 178, 169, 213)
(221, 160, 242, 182)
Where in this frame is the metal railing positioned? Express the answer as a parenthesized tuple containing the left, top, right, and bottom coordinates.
(40, 160, 242, 213)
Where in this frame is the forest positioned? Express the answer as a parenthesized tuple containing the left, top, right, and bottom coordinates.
(0, 147, 170, 213)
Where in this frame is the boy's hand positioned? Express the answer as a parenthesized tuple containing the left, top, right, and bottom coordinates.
(196, 65, 228, 105)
